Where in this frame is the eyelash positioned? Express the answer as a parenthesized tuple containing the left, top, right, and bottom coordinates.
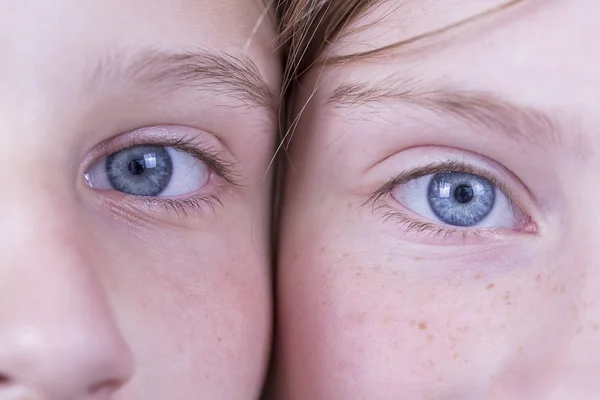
(364, 160, 534, 239)
(89, 136, 239, 218)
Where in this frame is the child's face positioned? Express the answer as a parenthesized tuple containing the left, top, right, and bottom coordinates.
(277, 0, 600, 397)
(1, 0, 278, 398)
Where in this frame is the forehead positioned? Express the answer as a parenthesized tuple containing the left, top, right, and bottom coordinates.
(320, 0, 600, 115)
(0, 0, 279, 92)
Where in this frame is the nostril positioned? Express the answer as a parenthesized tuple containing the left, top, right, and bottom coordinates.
(0, 374, 11, 384)
(89, 379, 121, 396)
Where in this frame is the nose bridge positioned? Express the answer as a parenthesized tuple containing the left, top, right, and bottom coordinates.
(0, 195, 133, 398)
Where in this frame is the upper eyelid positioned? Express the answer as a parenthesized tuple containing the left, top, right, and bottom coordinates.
(363, 160, 524, 219)
(81, 126, 241, 187)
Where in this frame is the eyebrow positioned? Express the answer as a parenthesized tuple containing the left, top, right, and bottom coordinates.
(327, 79, 561, 147)
(89, 49, 276, 111)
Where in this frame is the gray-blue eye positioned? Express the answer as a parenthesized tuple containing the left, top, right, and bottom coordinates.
(427, 172, 495, 226)
(106, 145, 172, 196)
(392, 168, 517, 229)
(85, 144, 210, 197)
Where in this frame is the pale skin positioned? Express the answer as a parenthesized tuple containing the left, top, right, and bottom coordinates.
(276, 0, 600, 398)
(0, 0, 279, 398)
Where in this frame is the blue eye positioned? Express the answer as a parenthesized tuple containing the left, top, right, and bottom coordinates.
(392, 169, 517, 229)
(427, 172, 495, 226)
(106, 145, 173, 196)
(85, 144, 210, 197)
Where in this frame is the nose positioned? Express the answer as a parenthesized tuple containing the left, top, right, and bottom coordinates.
(0, 209, 134, 399)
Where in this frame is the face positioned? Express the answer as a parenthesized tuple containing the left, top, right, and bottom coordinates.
(0, 0, 278, 398)
(277, 0, 600, 398)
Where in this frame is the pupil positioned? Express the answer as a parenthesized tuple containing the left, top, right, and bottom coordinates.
(128, 159, 146, 175)
(454, 184, 474, 204)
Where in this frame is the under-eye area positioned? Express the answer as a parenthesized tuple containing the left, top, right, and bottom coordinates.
(83, 125, 238, 217)
(365, 156, 537, 242)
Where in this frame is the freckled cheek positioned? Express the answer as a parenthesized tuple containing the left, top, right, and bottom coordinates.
(284, 251, 548, 396)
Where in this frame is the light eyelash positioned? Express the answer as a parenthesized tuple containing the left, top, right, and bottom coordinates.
(364, 160, 534, 239)
(139, 193, 224, 218)
(90, 136, 239, 218)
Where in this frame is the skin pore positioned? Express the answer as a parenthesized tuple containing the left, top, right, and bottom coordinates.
(276, 0, 600, 398)
(0, 0, 279, 399)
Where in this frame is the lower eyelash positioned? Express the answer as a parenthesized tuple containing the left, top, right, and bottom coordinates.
(370, 198, 491, 241)
(141, 193, 224, 218)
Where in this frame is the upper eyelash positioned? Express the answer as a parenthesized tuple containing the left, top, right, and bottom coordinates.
(89, 137, 238, 218)
(365, 160, 513, 208)
(363, 160, 531, 238)
(93, 136, 240, 187)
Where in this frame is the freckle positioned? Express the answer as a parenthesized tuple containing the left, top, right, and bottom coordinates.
(292, 253, 299, 260)
(518, 345, 523, 354)
(428, 360, 436, 368)
(387, 257, 393, 262)
(503, 291, 511, 300)
(453, 353, 459, 360)
(414, 257, 422, 261)
(577, 326, 584, 334)
(410, 319, 416, 326)
(347, 202, 353, 209)
(560, 285, 566, 294)
(427, 334, 435, 342)
(486, 283, 495, 290)
(475, 273, 482, 280)
(217, 337, 222, 343)
(374, 265, 382, 272)
(418, 321, 428, 330)
(535, 274, 541, 282)
(342, 252, 349, 258)
(392, 270, 399, 276)
(592, 323, 599, 332)
(437, 376, 444, 382)
(320, 246, 325, 253)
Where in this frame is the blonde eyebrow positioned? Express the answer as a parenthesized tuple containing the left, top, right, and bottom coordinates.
(89, 49, 276, 111)
(327, 80, 560, 147)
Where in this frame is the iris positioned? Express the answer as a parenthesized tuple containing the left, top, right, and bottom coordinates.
(106, 145, 173, 196)
(427, 172, 495, 227)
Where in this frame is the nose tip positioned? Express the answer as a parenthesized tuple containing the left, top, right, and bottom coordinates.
(0, 324, 134, 400)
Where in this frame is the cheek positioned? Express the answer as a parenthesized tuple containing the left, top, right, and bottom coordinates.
(99, 225, 271, 398)
(279, 239, 578, 399)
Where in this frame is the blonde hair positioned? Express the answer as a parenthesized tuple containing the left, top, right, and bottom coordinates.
(277, 0, 524, 86)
